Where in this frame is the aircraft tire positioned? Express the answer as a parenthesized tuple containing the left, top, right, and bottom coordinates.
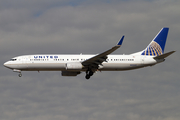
(85, 74, 90, 79)
(18, 73, 22, 77)
(89, 71, 94, 76)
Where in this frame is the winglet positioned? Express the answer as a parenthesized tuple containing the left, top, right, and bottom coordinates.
(117, 36, 125, 46)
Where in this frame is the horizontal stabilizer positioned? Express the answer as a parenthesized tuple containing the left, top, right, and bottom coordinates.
(153, 51, 175, 59)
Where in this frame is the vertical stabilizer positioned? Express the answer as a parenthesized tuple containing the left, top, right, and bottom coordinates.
(141, 28, 169, 56)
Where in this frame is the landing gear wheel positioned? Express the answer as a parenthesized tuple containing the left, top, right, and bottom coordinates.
(18, 73, 22, 77)
(89, 71, 94, 76)
(85, 74, 90, 79)
(85, 70, 94, 79)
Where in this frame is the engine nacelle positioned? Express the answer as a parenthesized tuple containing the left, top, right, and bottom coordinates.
(61, 71, 81, 76)
(66, 62, 83, 70)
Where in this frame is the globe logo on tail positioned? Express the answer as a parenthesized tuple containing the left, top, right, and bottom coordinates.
(141, 41, 163, 56)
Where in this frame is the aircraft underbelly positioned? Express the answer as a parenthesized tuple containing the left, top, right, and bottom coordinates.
(19, 62, 150, 71)
(21, 63, 66, 71)
(101, 63, 144, 71)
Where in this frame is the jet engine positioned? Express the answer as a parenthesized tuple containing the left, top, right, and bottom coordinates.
(61, 71, 81, 76)
(66, 62, 83, 70)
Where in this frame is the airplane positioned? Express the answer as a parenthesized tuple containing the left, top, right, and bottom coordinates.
(4, 28, 175, 79)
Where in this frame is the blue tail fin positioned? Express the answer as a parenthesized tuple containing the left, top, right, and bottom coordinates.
(141, 28, 169, 56)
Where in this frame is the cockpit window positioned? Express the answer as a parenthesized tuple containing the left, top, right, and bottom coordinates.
(10, 59, 17, 61)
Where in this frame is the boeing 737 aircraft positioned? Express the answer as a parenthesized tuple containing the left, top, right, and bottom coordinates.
(4, 28, 175, 79)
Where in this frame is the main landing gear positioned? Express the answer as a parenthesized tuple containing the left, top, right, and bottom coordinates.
(85, 70, 94, 79)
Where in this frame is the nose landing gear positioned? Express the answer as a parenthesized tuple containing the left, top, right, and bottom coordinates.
(18, 73, 22, 77)
(13, 69, 22, 77)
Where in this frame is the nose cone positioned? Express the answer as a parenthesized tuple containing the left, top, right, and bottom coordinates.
(4, 61, 12, 69)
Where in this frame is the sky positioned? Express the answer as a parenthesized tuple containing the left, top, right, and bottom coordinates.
(0, 0, 180, 120)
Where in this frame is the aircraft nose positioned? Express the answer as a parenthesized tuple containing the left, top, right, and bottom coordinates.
(3, 61, 11, 68)
(4, 62, 8, 67)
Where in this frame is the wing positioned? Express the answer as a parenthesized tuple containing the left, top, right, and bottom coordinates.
(82, 36, 124, 69)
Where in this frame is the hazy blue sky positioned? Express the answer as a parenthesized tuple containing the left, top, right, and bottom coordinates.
(0, 0, 179, 120)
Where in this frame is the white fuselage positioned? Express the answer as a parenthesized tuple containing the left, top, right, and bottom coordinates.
(4, 54, 161, 72)
(3, 28, 173, 79)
